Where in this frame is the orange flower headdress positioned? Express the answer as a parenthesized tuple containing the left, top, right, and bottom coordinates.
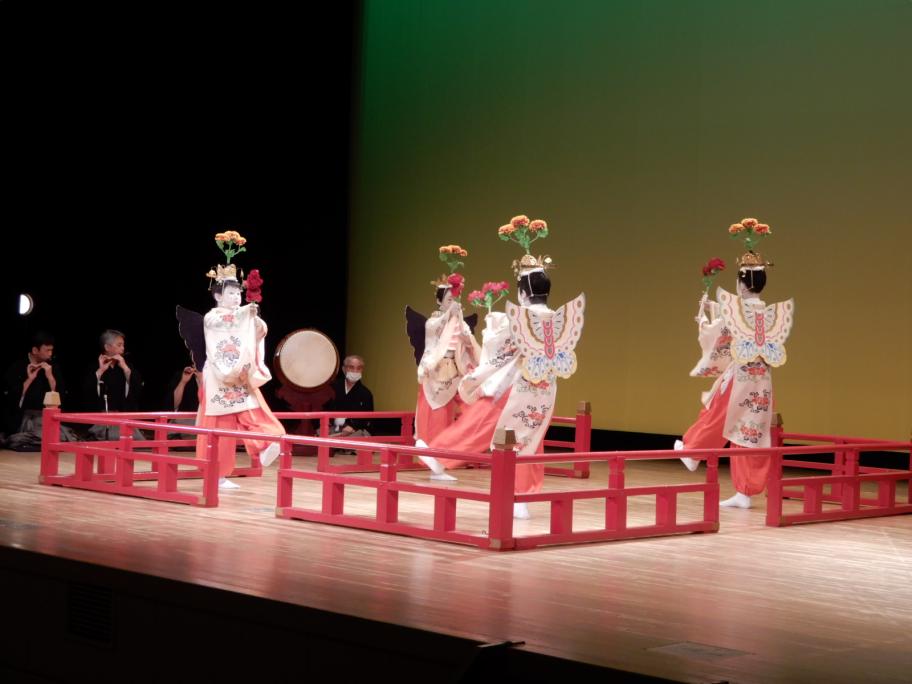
(498, 214, 554, 277)
(431, 244, 469, 298)
(727, 218, 773, 271)
(206, 230, 263, 302)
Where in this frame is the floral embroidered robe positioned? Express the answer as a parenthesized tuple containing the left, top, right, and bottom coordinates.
(201, 304, 272, 416)
(457, 312, 519, 405)
(691, 288, 794, 448)
(494, 296, 585, 456)
(418, 306, 479, 409)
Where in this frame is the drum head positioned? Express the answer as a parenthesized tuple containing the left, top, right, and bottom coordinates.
(274, 329, 339, 391)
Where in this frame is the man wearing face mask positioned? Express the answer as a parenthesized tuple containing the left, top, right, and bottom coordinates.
(326, 355, 373, 440)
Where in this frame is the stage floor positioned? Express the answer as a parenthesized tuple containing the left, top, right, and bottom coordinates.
(2, 449, 911, 683)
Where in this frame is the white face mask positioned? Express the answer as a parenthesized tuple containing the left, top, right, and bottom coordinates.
(438, 288, 453, 310)
(345, 372, 362, 383)
(215, 285, 242, 309)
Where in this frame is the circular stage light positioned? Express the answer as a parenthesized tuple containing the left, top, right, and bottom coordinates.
(19, 293, 34, 315)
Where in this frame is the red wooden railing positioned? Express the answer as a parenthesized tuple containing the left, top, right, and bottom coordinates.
(542, 401, 593, 479)
(38, 408, 267, 507)
(276, 432, 723, 551)
(38, 407, 912, 547)
(286, 404, 593, 476)
(763, 419, 912, 525)
(296, 410, 420, 473)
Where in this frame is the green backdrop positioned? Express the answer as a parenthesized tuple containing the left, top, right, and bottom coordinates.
(348, 0, 912, 440)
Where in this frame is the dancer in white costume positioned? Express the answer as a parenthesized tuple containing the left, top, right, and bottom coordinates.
(676, 219, 794, 508)
(178, 231, 285, 490)
(419, 215, 585, 519)
(405, 245, 479, 446)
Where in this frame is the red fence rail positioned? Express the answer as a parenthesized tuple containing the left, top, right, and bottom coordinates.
(39, 408, 262, 507)
(543, 401, 593, 479)
(37, 407, 912, 547)
(765, 426, 912, 526)
(276, 436, 723, 551)
(291, 410, 420, 474)
(283, 404, 594, 476)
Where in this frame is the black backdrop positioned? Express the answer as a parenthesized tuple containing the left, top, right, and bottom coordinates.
(1, 2, 359, 412)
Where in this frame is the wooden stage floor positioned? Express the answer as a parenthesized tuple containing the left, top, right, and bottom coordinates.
(2, 449, 911, 683)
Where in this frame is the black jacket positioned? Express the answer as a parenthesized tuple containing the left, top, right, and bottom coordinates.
(325, 375, 373, 431)
(83, 360, 143, 412)
(2, 358, 67, 432)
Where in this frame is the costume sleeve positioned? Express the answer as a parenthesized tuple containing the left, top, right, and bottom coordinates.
(124, 364, 142, 410)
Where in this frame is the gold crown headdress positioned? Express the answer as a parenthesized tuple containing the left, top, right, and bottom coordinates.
(206, 263, 243, 283)
(736, 250, 773, 271)
(430, 273, 451, 288)
(511, 253, 554, 277)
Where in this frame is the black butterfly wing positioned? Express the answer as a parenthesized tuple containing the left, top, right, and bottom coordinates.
(176, 305, 206, 370)
(405, 305, 427, 365)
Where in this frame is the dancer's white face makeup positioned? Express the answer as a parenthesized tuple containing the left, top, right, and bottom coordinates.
(215, 284, 242, 309)
(438, 288, 453, 310)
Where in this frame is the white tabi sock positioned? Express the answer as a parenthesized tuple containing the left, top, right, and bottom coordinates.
(675, 439, 699, 472)
(720, 492, 752, 509)
(415, 439, 457, 481)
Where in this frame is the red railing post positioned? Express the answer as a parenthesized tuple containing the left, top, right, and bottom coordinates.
(377, 448, 399, 523)
(277, 438, 293, 511)
(157, 457, 176, 495)
(766, 450, 784, 526)
(487, 429, 516, 550)
(573, 401, 592, 478)
(434, 496, 457, 532)
(830, 437, 846, 500)
(356, 445, 372, 468)
(656, 491, 677, 529)
(803, 481, 822, 514)
(120, 458, 137, 488)
(399, 413, 416, 466)
(317, 416, 331, 471)
(608, 456, 625, 489)
(877, 479, 896, 509)
(119, 431, 136, 489)
(153, 415, 169, 456)
(277, 473, 293, 510)
(401, 413, 414, 443)
(39, 403, 62, 483)
(771, 412, 784, 447)
(202, 433, 219, 507)
(277, 437, 289, 469)
(117, 430, 133, 484)
(907, 434, 912, 505)
(842, 449, 859, 512)
(606, 456, 627, 531)
(550, 497, 573, 535)
(322, 481, 345, 515)
(704, 454, 720, 528)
